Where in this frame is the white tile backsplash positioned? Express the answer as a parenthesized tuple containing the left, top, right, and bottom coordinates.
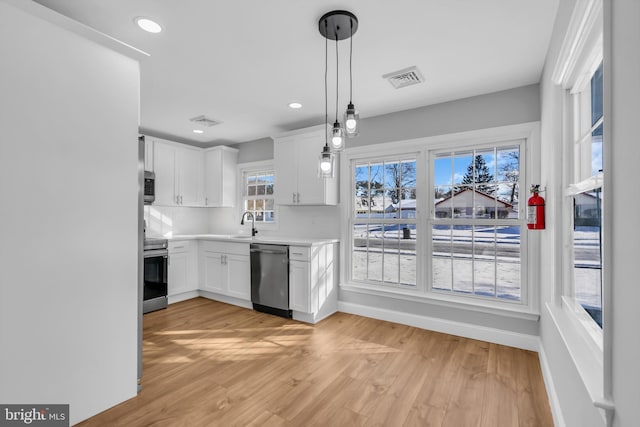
(144, 205, 211, 238)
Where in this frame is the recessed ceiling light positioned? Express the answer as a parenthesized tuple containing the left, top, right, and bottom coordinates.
(192, 129, 204, 134)
(135, 17, 162, 33)
(288, 102, 302, 109)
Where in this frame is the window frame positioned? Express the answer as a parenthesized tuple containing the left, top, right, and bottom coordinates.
(341, 123, 539, 318)
(350, 154, 419, 289)
(559, 8, 605, 346)
(427, 139, 528, 306)
(237, 160, 277, 230)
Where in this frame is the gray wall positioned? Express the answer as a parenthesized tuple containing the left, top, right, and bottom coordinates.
(233, 84, 540, 162)
(353, 83, 540, 147)
(229, 84, 542, 338)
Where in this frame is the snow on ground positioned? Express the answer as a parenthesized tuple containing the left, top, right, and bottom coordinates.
(352, 225, 602, 307)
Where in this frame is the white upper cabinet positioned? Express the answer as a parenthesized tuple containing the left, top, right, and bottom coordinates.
(146, 137, 237, 207)
(204, 146, 238, 207)
(273, 125, 338, 206)
(152, 139, 178, 206)
(177, 145, 205, 206)
(144, 137, 154, 171)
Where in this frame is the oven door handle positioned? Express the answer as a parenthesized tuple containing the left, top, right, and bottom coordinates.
(144, 249, 169, 258)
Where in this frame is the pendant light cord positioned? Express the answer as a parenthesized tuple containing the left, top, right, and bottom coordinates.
(335, 35, 339, 122)
(349, 18, 353, 103)
(324, 20, 329, 147)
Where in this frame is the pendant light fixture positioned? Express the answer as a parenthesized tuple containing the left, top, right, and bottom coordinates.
(344, 16, 359, 137)
(318, 18, 335, 178)
(318, 10, 359, 175)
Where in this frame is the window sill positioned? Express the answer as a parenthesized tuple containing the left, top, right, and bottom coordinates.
(545, 302, 613, 414)
(340, 281, 540, 322)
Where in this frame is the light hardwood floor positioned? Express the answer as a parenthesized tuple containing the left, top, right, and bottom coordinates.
(79, 298, 553, 426)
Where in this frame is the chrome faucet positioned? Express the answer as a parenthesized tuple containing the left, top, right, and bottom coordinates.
(240, 211, 258, 236)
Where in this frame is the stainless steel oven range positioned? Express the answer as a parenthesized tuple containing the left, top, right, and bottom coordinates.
(143, 238, 168, 314)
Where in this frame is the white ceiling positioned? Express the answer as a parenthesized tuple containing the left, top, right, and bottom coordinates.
(33, 0, 559, 148)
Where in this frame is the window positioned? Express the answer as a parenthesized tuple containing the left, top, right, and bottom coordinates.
(568, 60, 604, 328)
(351, 157, 417, 287)
(243, 170, 275, 223)
(430, 143, 524, 302)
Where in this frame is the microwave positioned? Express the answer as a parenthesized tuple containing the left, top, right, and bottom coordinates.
(144, 171, 155, 204)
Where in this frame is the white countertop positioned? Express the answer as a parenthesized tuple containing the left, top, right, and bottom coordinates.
(167, 234, 339, 247)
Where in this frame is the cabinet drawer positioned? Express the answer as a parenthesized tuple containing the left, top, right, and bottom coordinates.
(289, 246, 310, 261)
(200, 240, 249, 256)
(169, 240, 192, 253)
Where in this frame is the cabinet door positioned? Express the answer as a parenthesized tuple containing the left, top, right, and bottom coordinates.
(289, 260, 310, 312)
(153, 141, 178, 205)
(168, 250, 189, 296)
(226, 254, 250, 300)
(204, 147, 238, 207)
(273, 137, 298, 205)
(144, 138, 154, 171)
(202, 251, 225, 293)
(177, 147, 204, 206)
(295, 133, 326, 205)
(204, 149, 222, 206)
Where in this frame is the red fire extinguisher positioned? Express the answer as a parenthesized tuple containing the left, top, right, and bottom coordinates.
(527, 184, 545, 230)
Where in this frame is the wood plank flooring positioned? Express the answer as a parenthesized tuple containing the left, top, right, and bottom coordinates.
(79, 298, 553, 426)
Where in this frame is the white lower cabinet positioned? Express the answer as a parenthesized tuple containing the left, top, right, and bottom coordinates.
(168, 240, 198, 302)
(200, 241, 250, 301)
(289, 243, 338, 323)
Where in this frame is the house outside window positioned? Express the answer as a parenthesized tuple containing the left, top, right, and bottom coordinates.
(345, 130, 532, 311)
(430, 143, 524, 302)
(242, 169, 275, 223)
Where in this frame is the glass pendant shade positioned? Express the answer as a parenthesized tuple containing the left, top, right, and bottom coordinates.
(331, 121, 344, 151)
(344, 102, 359, 137)
(318, 145, 335, 178)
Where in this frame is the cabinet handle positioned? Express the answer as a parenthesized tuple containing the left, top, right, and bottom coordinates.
(205, 197, 208, 205)
(297, 192, 300, 203)
(172, 246, 185, 250)
(291, 252, 304, 256)
(292, 192, 296, 203)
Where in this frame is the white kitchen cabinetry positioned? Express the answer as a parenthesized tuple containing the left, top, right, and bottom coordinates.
(289, 243, 338, 323)
(200, 241, 251, 302)
(168, 240, 198, 303)
(274, 125, 338, 205)
(152, 139, 205, 206)
(204, 146, 238, 207)
(144, 137, 154, 171)
(178, 146, 205, 206)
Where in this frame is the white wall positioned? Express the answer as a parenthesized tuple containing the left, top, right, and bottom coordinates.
(144, 205, 211, 238)
(0, 2, 140, 425)
(538, 0, 640, 425)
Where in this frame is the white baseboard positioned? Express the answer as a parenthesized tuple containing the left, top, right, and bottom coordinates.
(538, 342, 566, 427)
(337, 301, 539, 351)
(168, 291, 199, 305)
(198, 290, 253, 310)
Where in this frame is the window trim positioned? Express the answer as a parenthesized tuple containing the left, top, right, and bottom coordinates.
(427, 139, 528, 306)
(340, 122, 540, 318)
(552, 0, 612, 415)
(237, 160, 278, 231)
(350, 154, 419, 289)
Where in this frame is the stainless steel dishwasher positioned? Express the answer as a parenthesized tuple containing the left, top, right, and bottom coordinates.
(250, 243, 291, 318)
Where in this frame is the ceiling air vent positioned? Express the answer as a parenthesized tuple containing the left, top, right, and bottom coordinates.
(189, 115, 221, 127)
(382, 66, 425, 89)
